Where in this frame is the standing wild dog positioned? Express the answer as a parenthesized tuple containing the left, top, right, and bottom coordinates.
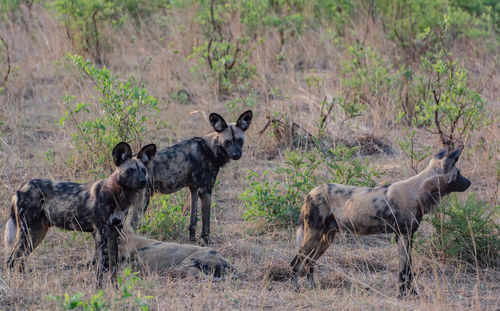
(290, 146, 471, 296)
(127, 110, 253, 244)
(4, 142, 156, 288)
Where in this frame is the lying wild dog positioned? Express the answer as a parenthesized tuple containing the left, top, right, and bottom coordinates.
(118, 227, 232, 277)
(290, 146, 471, 296)
(128, 110, 253, 244)
(4, 142, 156, 288)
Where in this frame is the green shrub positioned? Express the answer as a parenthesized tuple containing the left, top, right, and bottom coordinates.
(47, 267, 152, 310)
(415, 19, 485, 149)
(396, 128, 431, 174)
(187, 0, 257, 96)
(51, 0, 125, 64)
(241, 145, 381, 227)
(375, 0, 497, 60)
(241, 170, 298, 227)
(341, 42, 397, 120)
(61, 54, 159, 174)
(138, 192, 188, 241)
(50, 0, 163, 63)
(241, 151, 321, 227)
(428, 193, 500, 267)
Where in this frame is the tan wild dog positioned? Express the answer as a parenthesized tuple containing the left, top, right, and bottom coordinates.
(118, 227, 232, 277)
(290, 146, 471, 296)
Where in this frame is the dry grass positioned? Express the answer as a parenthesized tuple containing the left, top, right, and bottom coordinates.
(1, 3, 500, 310)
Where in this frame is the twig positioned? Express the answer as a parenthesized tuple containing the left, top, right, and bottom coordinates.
(0, 35, 11, 86)
(207, 37, 214, 69)
(433, 89, 452, 149)
(91, 10, 101, 65)
(319, 97, 334, 130)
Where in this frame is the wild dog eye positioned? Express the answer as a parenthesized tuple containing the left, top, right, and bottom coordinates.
(126, 168, 134, 175)
(224, 141, 231, 146)
(141, 168, 146, 174)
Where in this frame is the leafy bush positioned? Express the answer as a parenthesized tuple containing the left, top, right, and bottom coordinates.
(241, 151, 321, 227)
(61, 54, 159, 173)
(323, 144, 381, 186)
(415, 19, 484, 149)
(396, 128, 431, 174)
(138, 192, 188, 241)
(51, 0, 163, 63)
(47, 267, 152, 310)
(375, 0, 497, 61)
(428, 193, 500, 267)
(51, 0, 124, 64)
(341, 42, 397, 122)
(188, 0, 256, 96)
(241, 145, 381, 227)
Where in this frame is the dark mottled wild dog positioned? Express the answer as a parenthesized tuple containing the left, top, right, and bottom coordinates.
(128, 110, 253, 244)
(290, 146, 471, 296)
(4, 142, 156, 288)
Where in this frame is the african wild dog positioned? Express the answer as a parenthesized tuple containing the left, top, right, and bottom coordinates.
(127, 110, 253, 244)
(4, 142, 156, 288)
(290, 146, 471, 296)
(118, 226, 232, 277)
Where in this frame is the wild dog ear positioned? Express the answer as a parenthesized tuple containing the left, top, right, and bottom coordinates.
(433, 148, 448, 159)
(137, 144, 157, 167)
(236, 110, 253, 131)
(444, 145, 464, 172)
(209, 113, 228, 133)
(112, 142, 133, 167)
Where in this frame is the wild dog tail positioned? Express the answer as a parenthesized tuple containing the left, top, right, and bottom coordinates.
(4, 192, 20, 253)
(295, 207, 305, 249)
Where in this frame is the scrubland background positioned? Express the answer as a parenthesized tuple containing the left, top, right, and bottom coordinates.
(0, 0, 499, 310)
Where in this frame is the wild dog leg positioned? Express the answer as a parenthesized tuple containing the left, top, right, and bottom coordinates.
(291, 228, 322, 290)
(189, 187, 199, 242)
(107, 226, 120, 288)
(306, 230, 337, 287)
(199, 189, 212, 244)
(6, 217, 48, 272)
(96, 228, 109, 289)
(397, 233, 417, 297)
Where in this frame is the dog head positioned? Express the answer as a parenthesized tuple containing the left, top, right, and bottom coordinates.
(209, 110, 253, 160)
(112, 142, 157, 190)
(421, 146, 471, 196)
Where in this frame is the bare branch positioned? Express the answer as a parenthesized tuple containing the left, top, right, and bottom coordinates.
(227, 41, 240, 71)
(433, 89, 452, 149)
(0, 35, 11, 86)
(206, 37, 213, 70)
(319, 97, 334, 130)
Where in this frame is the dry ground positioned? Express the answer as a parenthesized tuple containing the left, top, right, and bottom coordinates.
(0, 4, 499, 310)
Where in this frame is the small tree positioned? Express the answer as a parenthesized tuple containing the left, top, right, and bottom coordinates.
(61, 54, 159, 173)
(415, 17, 484, 150)
(188, 0, 255, 96)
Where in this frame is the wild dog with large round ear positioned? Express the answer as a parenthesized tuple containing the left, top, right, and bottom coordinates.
(4, 142, 156, 288)
(290, 146, 470, 297)
(128, 110, 253, 244)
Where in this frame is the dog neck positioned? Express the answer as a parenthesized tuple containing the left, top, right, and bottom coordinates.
(417, 174, 450, 213)
(202, 132, 231, 168)
(391, 166, 448, 215)
(106, 172, 143, 211)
